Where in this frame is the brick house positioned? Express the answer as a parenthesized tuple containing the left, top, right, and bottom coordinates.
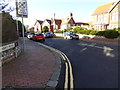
(92, 0, 120, 30)
(52, 19, 62, 30)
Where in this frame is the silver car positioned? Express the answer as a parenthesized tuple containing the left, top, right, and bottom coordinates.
(44, 32, 55, 38)
(64, 31, 79, 40)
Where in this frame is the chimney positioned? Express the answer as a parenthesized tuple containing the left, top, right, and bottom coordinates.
(70, 12, 73, 17)
(54, 13, 55, 20)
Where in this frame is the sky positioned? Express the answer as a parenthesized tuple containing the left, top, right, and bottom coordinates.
(9, 0, 116, 28)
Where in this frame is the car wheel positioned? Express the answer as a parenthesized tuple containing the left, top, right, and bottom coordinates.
(43, 39, 45, 41)
(41, 39, 45, 42)
(70, 37, 73, 40)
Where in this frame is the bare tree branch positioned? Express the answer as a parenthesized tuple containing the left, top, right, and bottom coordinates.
(0, 0, 14, 13)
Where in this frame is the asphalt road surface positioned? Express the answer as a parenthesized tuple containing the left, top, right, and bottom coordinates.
(43, 38, 119, 89)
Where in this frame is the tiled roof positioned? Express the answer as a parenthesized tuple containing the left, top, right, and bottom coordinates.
(54, 19, 62, 25)
(75, 22, 89, 25)
(37, 20, 43, 25)
(92, 2, 115, 15)
(46, 19, 51, 25)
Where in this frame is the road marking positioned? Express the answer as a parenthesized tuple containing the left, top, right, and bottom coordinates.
(37, 42, 74, 90)
(79, 42, 113, 51)
(64, 63, 68, 89)
(80, 47, 87, 52)
(59, 51, 74, 90)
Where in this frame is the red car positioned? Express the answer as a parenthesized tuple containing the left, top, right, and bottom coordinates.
(32, 33, 45, 42)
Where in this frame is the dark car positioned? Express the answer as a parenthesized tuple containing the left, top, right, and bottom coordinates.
(44, 32, 55, 38)
(64, 31, 79, 40)
(32, 33, 45, 42)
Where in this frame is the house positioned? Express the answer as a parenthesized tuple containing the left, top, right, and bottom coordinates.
(108, 0, 120, 29)
(92, 0, 120, 30)
(34, 13, 88, 32)
(42, 19, 53, 32)
(28, 27, 34, 32)
(75, 22, 89, 29)
(75, 22, 89, 26)
(61, 13, 76, 30)
(87, 22, 94, 30)
(52, 19, 62, 30)
(34, 20, 43, 32)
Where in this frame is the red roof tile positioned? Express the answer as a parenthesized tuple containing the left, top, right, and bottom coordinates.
(54, 19, 62, 25)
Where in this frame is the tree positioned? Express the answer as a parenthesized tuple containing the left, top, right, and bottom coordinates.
(15, 20, 26, 36)
(28, 27, 34, 33)
(0, 0, 15, 13)
(66, 26, 73, 31)
(2, 11, 18, 43)
(42, 26, 49, 33)
(25, 25, 29, 32)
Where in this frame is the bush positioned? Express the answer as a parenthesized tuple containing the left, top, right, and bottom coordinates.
(83, 30, 91, 35)
(66, 27, 73, 31)
(103, 30, 119, 39)
(42, 26, 49, 33)
(55, 30, 64, 33)
(89, 30, 98, 35)
(73, 26, 84, 33)
(114, 28, 120, 34)
(71, 26, 119, 39)
(96, 31, 105, 36)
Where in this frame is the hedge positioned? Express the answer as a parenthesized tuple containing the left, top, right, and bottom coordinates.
(2, 12, 18, 43)
(103, 30, 119, 39)
(55, 30, 64, 33)
(73, 27, 120, 39)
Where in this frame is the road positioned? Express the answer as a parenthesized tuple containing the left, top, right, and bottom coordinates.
(43, 38, 119, 88)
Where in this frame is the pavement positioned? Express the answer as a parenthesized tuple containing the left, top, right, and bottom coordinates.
(82, 37, 120, 45)
(2, 38, 61, 89)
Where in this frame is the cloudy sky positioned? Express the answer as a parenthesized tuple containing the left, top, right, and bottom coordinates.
(9, 0, 116, 28)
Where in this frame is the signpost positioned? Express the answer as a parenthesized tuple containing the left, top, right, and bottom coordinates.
(0, 43, 15, 52)
(16, 0, 28, 51)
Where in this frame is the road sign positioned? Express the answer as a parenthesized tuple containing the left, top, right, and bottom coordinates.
(16, 0, 28, 18)
(0, 43, 15, 52)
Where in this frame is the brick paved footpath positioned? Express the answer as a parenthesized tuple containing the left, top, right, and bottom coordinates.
(2, 38, 56, 88)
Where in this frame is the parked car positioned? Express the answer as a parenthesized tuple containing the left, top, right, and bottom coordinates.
(64, 31, 79, 40)
(27, 32, 34, 39)
(44, 32, 55, 38)
(32, 33, 45, 42)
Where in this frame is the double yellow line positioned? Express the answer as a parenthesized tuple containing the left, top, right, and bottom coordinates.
(37, 42, 74, 90)
(58, 51, 74, 90)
